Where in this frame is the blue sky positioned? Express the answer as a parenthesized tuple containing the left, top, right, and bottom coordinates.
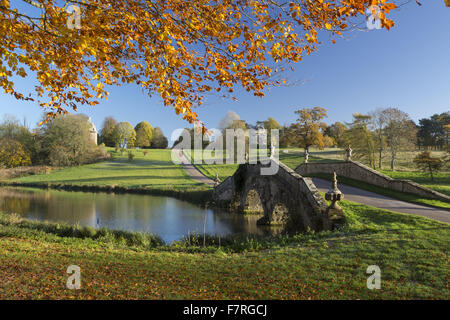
(0, 0, 449, 143)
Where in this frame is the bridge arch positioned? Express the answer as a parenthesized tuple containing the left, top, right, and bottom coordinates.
(213, 160, 331, 232)
(243, 189, 264, 213)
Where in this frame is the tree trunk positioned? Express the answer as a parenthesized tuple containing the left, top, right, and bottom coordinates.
(390, 152, 395, 171)
(429, 165, 434, 181)
(379, 148, 382, 169)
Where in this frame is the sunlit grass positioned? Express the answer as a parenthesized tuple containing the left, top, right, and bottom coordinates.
(381, 170, 450, 197)
(12, 149, 204, 190)
(0, 199, 448, 299)
(187, 148, 341, 181)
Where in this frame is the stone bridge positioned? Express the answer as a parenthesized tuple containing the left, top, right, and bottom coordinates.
(212, 160, 335, 232)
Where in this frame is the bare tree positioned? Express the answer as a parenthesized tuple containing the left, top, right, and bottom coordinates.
(369, 108, 388, 169)
(343, 113, 376, 168)
(383, 108, 417, 171)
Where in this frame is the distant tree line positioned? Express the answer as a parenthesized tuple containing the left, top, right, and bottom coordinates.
(178, 108, 448, 172)
(417, 113, 450, 150)
(0, 114, 107, 168)
(276, 108, 449, 171)
(2, 109, 447, 174)
(0, 113, 171, 169)
(99, 117, 168, 150)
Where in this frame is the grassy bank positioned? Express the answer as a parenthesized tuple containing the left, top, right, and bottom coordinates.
(5, 149, 212, 205)
(0, 199, 449, 299)
(381, 170, 450, 197)
(12, 149, 202, 189)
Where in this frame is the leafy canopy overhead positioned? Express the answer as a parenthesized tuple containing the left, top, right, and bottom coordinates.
(0, 0, 397, 126)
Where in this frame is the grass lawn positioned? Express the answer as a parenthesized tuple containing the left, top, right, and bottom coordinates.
(281, 147, 345, 164)
(11, 149, 205, 191)
(381, 170, 450, 197)
(278, 149, 343, 170)
(0, 199, 448, 299)
(196, 162, 239, 182)
(189, 148, 340, 181)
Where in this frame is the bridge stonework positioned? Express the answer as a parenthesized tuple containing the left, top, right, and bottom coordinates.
(212, 160, 331, 232)
(295, 160, 450, 202)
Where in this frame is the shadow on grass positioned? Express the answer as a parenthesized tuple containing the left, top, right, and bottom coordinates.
(20, 175, 201, 186)
(102, 158, 174, 167)
(93, 165, 184, 171)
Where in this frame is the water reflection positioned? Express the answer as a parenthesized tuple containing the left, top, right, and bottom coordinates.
(0, 187, 279, 243)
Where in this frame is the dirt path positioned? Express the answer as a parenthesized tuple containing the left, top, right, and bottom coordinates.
(176, 151, 216, 187)
(312, 178, 450, 223)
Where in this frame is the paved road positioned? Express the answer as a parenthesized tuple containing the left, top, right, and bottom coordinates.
(312, 178, 450, 223)
(176, 152, 216, 187)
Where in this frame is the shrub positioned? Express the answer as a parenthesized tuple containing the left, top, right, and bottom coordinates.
(83, 143, 109, 163)
(0, 165, 52, 180)
(413, 151, 443, 181)
(37, 115, 109, 167)
(48, 145, 72, 167)
(0, 138, 32, 168)
(128, 151, 135, 161)
(8, 213, 23, 224)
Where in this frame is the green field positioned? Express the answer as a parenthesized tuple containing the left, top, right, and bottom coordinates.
(302, 148, 447, 172)
(189, 148, 337, 182)
(13, 149, 204, 190)
(381, 170, 450, 197)
(0, 199, 448, 299)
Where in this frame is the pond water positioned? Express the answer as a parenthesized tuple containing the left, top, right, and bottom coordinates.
(0, 187, 278, 243)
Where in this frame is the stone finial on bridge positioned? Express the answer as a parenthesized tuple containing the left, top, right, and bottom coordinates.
(270, 144, 275, 159)
(324, 172, 345, 230)
(214, 172, 221, 187)
(345, 145, 352, 161)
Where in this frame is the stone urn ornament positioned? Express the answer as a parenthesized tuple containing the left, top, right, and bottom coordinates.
(304, 149, 309, 163)
(345, 145, 352, 161)
(324, 172, 345, 230)
(214, 172, 221, 187)
(270, 144, 276, 158)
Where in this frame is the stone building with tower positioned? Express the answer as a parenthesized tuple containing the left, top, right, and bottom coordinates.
(87, 117, 98, 145)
